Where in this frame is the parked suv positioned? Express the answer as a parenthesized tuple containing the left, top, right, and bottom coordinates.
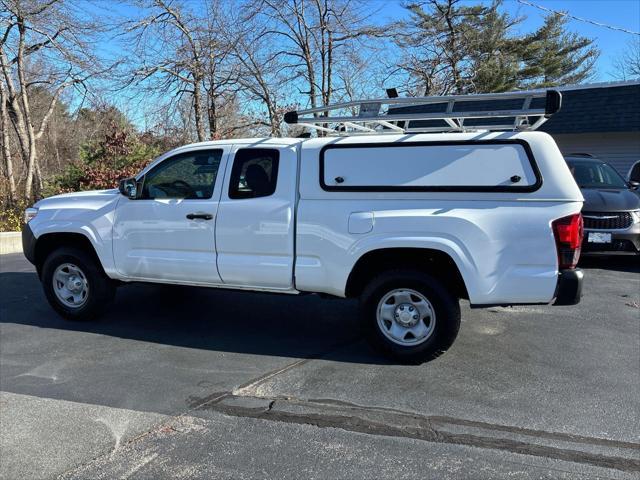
(565, 155, 640, 255)
(22, 92, 585, 363)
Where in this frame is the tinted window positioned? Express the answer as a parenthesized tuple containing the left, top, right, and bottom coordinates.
(631, 162, 640, 182)
(566, 159, 627, 189)
(229, 148, 279, 199)
(142, 150, 222, 199)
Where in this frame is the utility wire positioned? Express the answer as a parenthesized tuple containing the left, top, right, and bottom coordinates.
(516, 0, 640, 36)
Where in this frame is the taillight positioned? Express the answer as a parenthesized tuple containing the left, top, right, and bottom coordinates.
(552, 213, 583, 269)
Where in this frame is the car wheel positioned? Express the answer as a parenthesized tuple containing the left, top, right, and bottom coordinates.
(41, 247, 115, 321)
(360, 270, 460, 364)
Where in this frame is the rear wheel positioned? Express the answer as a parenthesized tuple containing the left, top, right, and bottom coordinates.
(360, 270, 460, 364)
(41, 247, 115, 321)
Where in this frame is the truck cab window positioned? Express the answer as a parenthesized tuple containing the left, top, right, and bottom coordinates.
(141, 150, 222, 200)
(229, 148, 279, 199)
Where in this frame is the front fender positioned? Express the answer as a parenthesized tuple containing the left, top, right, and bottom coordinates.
(27, 198, 119, 278)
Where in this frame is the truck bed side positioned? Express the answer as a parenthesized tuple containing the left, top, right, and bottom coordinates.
(293, 131, 583, 304)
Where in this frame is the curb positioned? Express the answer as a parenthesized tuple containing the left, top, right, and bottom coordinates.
(0, 231, 22, 255)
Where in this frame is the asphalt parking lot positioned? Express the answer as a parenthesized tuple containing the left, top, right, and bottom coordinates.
(1, 252, 639, 479)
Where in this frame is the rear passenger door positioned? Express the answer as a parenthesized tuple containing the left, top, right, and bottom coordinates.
(215, 145, 297, 289)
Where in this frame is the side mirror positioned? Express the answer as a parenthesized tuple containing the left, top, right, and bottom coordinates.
(629, 181, 639, 190)
(119, 177, 139, 199)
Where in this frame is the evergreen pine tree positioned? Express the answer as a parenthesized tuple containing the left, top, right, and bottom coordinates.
(517, 14, 599, 88)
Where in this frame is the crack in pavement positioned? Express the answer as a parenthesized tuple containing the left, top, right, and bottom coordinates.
(231, 358, 311, 397)
(294, 397, 639, 451)
(58, 338, 362, 478)
(58, 335, 637, 477)
(229, 336, 362, 398)
(191, 393, 640, 474)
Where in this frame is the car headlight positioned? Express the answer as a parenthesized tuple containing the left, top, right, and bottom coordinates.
(24, 207, 38, 224)
(631, 210, 640, 223)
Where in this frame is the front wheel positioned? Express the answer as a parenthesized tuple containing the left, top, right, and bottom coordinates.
(41, 247, 115, 321)
(360, 270, 461, 364)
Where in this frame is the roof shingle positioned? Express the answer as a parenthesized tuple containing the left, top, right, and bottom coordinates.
(389, 82, 640, 133)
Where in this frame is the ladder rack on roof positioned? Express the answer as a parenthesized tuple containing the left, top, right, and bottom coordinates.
(283, 90, 562, 135)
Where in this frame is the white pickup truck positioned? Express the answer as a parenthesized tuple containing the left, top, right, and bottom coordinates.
(22, 92, 585, 363)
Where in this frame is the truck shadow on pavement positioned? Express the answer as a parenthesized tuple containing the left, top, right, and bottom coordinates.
(578, 254, 640, 273)
(2, 255, 637, 365)
(0, 270, 390, 365)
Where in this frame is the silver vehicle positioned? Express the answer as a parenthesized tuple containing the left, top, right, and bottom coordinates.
(565, 155, 640, 255)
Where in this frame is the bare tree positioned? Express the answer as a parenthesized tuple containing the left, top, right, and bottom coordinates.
(251, 0, 386, 112)
(233, 39, 284, 136)
(0, 0, 109, 200)
(614, 38, 640, 80)
(0, 70, 17, 202)
(125, 0, 238, 142)
(222, 6, 289, 136)
(125, 0, 207, 142)
(202, 1, 241, 139)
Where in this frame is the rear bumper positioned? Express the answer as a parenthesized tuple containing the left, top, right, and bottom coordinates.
(22, 223, 37, 265)
(470, 268, 583, 309)
(553, 268, 583, 306)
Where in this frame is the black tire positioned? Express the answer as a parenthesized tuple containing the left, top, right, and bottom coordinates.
(41, 247, 115, 321)
(360, 270, 460, 364)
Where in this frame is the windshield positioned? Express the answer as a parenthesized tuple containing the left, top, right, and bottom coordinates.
(566, 159, 628, 189)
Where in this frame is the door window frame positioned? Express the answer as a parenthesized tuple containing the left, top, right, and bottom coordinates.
(227, 147, 280, 200)
(132, 147, 231, 202)
(137, 148, 224, 200)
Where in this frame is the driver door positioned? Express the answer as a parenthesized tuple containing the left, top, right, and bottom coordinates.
(113, 147, 229, 284)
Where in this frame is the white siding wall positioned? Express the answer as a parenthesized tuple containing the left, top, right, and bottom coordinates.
(552, 132, 640, 177)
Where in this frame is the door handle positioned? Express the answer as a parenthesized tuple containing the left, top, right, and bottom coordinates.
(186, 212, 214, 220)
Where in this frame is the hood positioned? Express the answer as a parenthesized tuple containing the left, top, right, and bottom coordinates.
(34, 188, 120, 211)
(580, 188, 640, 212)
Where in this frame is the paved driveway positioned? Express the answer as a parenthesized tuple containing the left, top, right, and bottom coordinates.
(1, 253, 638, 479)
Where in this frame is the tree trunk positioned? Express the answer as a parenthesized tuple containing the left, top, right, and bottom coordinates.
(326, 30, 333, 107)
(0, 78, 17, 203)
(193, 81, 206, 142)
(34, 157, 43, 196)
(0, 47, 30, 196)
(269, 103, 280, 137)
(16, 20, 38, 200)
(208, 92, 218, 139)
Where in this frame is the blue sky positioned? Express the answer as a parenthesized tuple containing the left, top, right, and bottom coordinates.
(375, 0, 640, 81)
(100, 0, 640, 81)
(85, 0, 639, 127)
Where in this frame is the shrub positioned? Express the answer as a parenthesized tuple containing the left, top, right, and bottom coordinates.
(0, 199, 28, 232)
(45, 123, 158, 197)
